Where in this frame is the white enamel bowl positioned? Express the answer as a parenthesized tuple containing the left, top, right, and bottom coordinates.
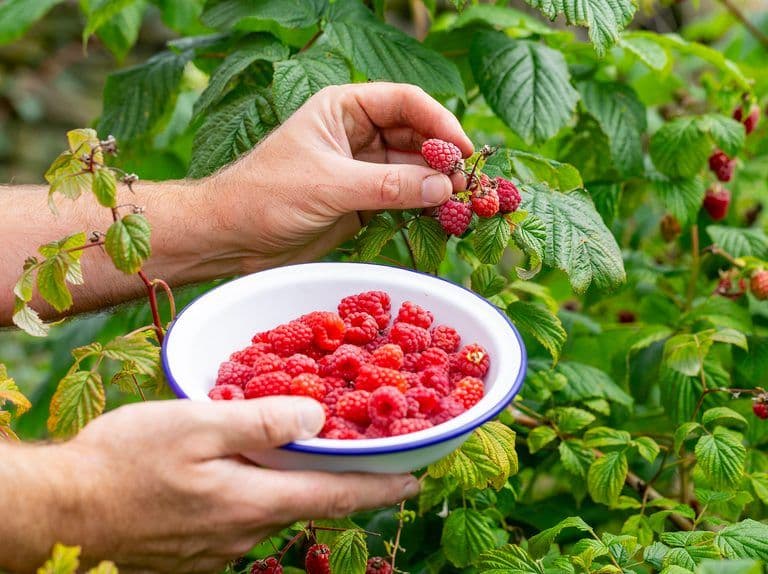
(162, 262, 526, 473)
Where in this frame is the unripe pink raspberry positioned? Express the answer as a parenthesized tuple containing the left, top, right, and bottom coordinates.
(437, 198, 472, 236)
(734, 104, 760, 135)
(496, 177, 521, 213)
(421, 138, 463, 174)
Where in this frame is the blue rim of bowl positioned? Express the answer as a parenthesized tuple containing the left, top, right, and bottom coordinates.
(161, 262, 527, 456)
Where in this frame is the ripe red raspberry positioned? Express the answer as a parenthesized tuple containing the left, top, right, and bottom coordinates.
(420, 366, 450, 395)
(452, 376, 485, 409)
(372, 343, 404, 370)
(703, 187, 731, 220)
(390, 417, 434, 436)
(403, 371, 421, 388)
(356, 364, 408, 393)
(251, 557, 283, 574)
(431, 325, 460, 353)
(369, 386, 408, 424)
(402, 352, 421, 372)
(252, 353, 286, 376)
(365, 422, 389, 438)
(301, 311, 346, 351)
(389, 322, 431, 353)
(244, 371, 292, 398)
(366, 557, 393, 574)
(471, 186, 500, 218)
(715, 276, 747, 300)
(437, 198, 472, 236)
(321, 415, 361, 436)
(734, 104, 760, 134)
(753, 402, 768, 420)
(327, 344, 371, 380)
(396, 301, 434, 329)
(336, 390, 372, 426)
(430, 396, 466, 425)
(709, 149, 730, 171)
(268, 320, 313, 357)
(338, 291, 391, 329)
(216, 361, 252, 388)
(363, 331, 390, 352)
(230, 343, 270, 366)
(305, 544, 331, 574)
(421, 138, 463, 174)
(417, 347, 450, 371)
(251, 331, 271, 344)
(452, 344, 490, 377)
(322, 388, 346, 414)
(406, 386, 441, 416)
(208, 384, 245, 400)
(290, 373, 326, 401)
(344, 312, 379, 345)
(751, 270, 768, 300)
(284, 354, 318, 377)
(325, 427, 364, 439)
(716, 162, 735, 182)
(496, 177, 521, 213)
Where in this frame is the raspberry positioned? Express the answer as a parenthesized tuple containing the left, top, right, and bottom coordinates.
(208, 384, 245, 400)
(396, 301, 434, 329)
(327, 344, 371, 380)
(250, 557, 283, 574)
(452, 376, 485, 409)
(325, 427, 364, 439)
(437, 197, 472, 236)
(708, 149, 730, 171)
(338, 292, 391, 329)
(402, 352, 421, 372)
(452, 344, 490, 377)
(356, 364, 408, 393)
(430, 396, 466, 425)
(389, 322, 431, 353)
(305, 544, 331, 574)
(344, 312, 379, 345)
(252, 353, 286, 376)
(216, 361, 252, 388)
(321, 416, 360, 436)
(471, 186, 500, 218)
(230, 343, 270, 366)
(431, 325, 460, 353)
(406, 386, 441, 416)
(734, 104, 760, 135)
(268, 320, 313, 357)
(251, 331, 271, 344)
(284, 354, 318, 377)
(244, 371, 291, 398)
(366, 557, 393, 574)
(290, 373, 326, 401)
(363, 331, 390, 352)
(617, 310, 637, 324)
(417, 347, 450, 371)
(301, 311, 346, 351)
(403, 371, 421, 388)
(751, 270, 768, 300)
(753, 402, 768, 420)
(336, 390, 372, 425)
(716, 162, 735, 182)
(420, 366, 450, 396)
(496, 177, 521, 213)
(365, 422, 389, 438)
(369, 386, 408, 424)
(390, 418, 433, 436)
(715, 276, 746, 300)
(421, 138, 463, 174)
(372, 343, 404, 370)
(703, 186, 731, 221)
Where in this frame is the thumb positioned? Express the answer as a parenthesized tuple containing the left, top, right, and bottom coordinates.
(199, 396, 326, 455)
(343, 160, 453, 211)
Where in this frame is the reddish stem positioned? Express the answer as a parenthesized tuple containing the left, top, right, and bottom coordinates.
(152, 278, 176, 320)
(138, 270, 164, 344)
(63, 241, 105, 254)
(278, 529, 306, 563)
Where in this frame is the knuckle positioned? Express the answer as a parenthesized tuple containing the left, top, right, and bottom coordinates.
(379, 170, 402, 204)
(252, 406, 288, 445)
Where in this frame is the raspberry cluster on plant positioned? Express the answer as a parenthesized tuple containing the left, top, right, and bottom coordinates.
(209, 291, 490, 438)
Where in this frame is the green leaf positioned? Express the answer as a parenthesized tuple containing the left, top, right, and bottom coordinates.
(473, 215, 511, 265)
(105, 214, 152, 274)
(37, 257, 72, 312)
(100, 50, 191, 141)
(195, 34, 289, 116)
(356, 214, 397, 261)
(522, 0, 637, 56)
(37, 543, 81, 574)
(697, 560, 763, 574)
(520, 185, 625, 293)
(408, 217, 447, 272)
(428, 430, 503, 490)
(697, 114, 745, 157)
(47, 371, 105, 438)
(684, 296, 752, 333)
(441, 508, 497, 568)
(189, 87, 276, 178)
(0, 0, 62, 46)
(201, 0, 327, 29)
(93, 0, 146, 61)
(528, 426, 558, 454)
(329, 529, 367, 574)
(471, 265, 506, 297)
(83, 0, 139, 41)
(715, 520, 768, 561)
(325, 19, 464, 99)
(474, 421, 519, 489)
(674, 422, 703, 453)
(634, 436, 661, 463)
(548, 407, 595, 434)
(663, 332, 713, 377)
(506, 301, 566, 363)
(511, 214, 546, 279)
(451, 4, 556, 36)
(45, 152, 94, 207)
(558, 439, 595, 478)
(619, 34, 669, 70)
(272, 47, 351, 121)
(702, 407, 747, 431)
(706, 225, 768, 259)
(488, 149, 582, 192)
(92, 167, 118, 208)
(554, 361, 633, 408)
(578, 81, 646, 176)
(470, 32, 579, 144)
(528, 517, 593, 559)
(102, 330, 160, 376)
(649, 173, 706, 226)
(12, 300, 49, 338)
(694, 427, 746, 490)
(477, 544, 545, 574)
(650, 117, 711, 179)
(584, 427, 632, 450)
(588, 450, 628, 505)
(661, 361, 729, 424)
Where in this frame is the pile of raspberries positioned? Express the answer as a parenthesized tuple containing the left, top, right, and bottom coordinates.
(209, 291, 490, 439)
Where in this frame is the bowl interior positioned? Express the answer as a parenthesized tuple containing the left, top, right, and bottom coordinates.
(162, 263, 525, 451)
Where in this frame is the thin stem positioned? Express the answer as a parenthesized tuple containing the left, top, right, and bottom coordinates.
(130, 373, 147, 402)
(63, 240, 105, 254)
(312, 526, 380, 537)
(708, 245, 742, 267)
(400, 229, 417, 269)
(138, 270, 165, 344)
(692, 386, 763, 420)
(152, 278, 177, 321)
(300, 29, 322, 53)
(390, 500, 407, 571)
(716, 0, 768, 50)
(278, 530, 306, 563)
(686, 224, 700, 309)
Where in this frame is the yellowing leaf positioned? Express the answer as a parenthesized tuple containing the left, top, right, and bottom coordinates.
(48, 371, 105, 438)
(37, 543, 80, 574)
(0, 365, 31, 416)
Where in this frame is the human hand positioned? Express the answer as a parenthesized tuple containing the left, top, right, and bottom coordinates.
(14, 397, 418, 573)
(206, 82, 473, 271)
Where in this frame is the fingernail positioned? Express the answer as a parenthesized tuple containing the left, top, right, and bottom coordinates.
(421, 174, 451, 205)
(297, 400, 325, 439)
(401, 477, 421, 498)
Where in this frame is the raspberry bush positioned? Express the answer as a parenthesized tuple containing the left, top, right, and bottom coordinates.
(2, 0, 768, 573)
